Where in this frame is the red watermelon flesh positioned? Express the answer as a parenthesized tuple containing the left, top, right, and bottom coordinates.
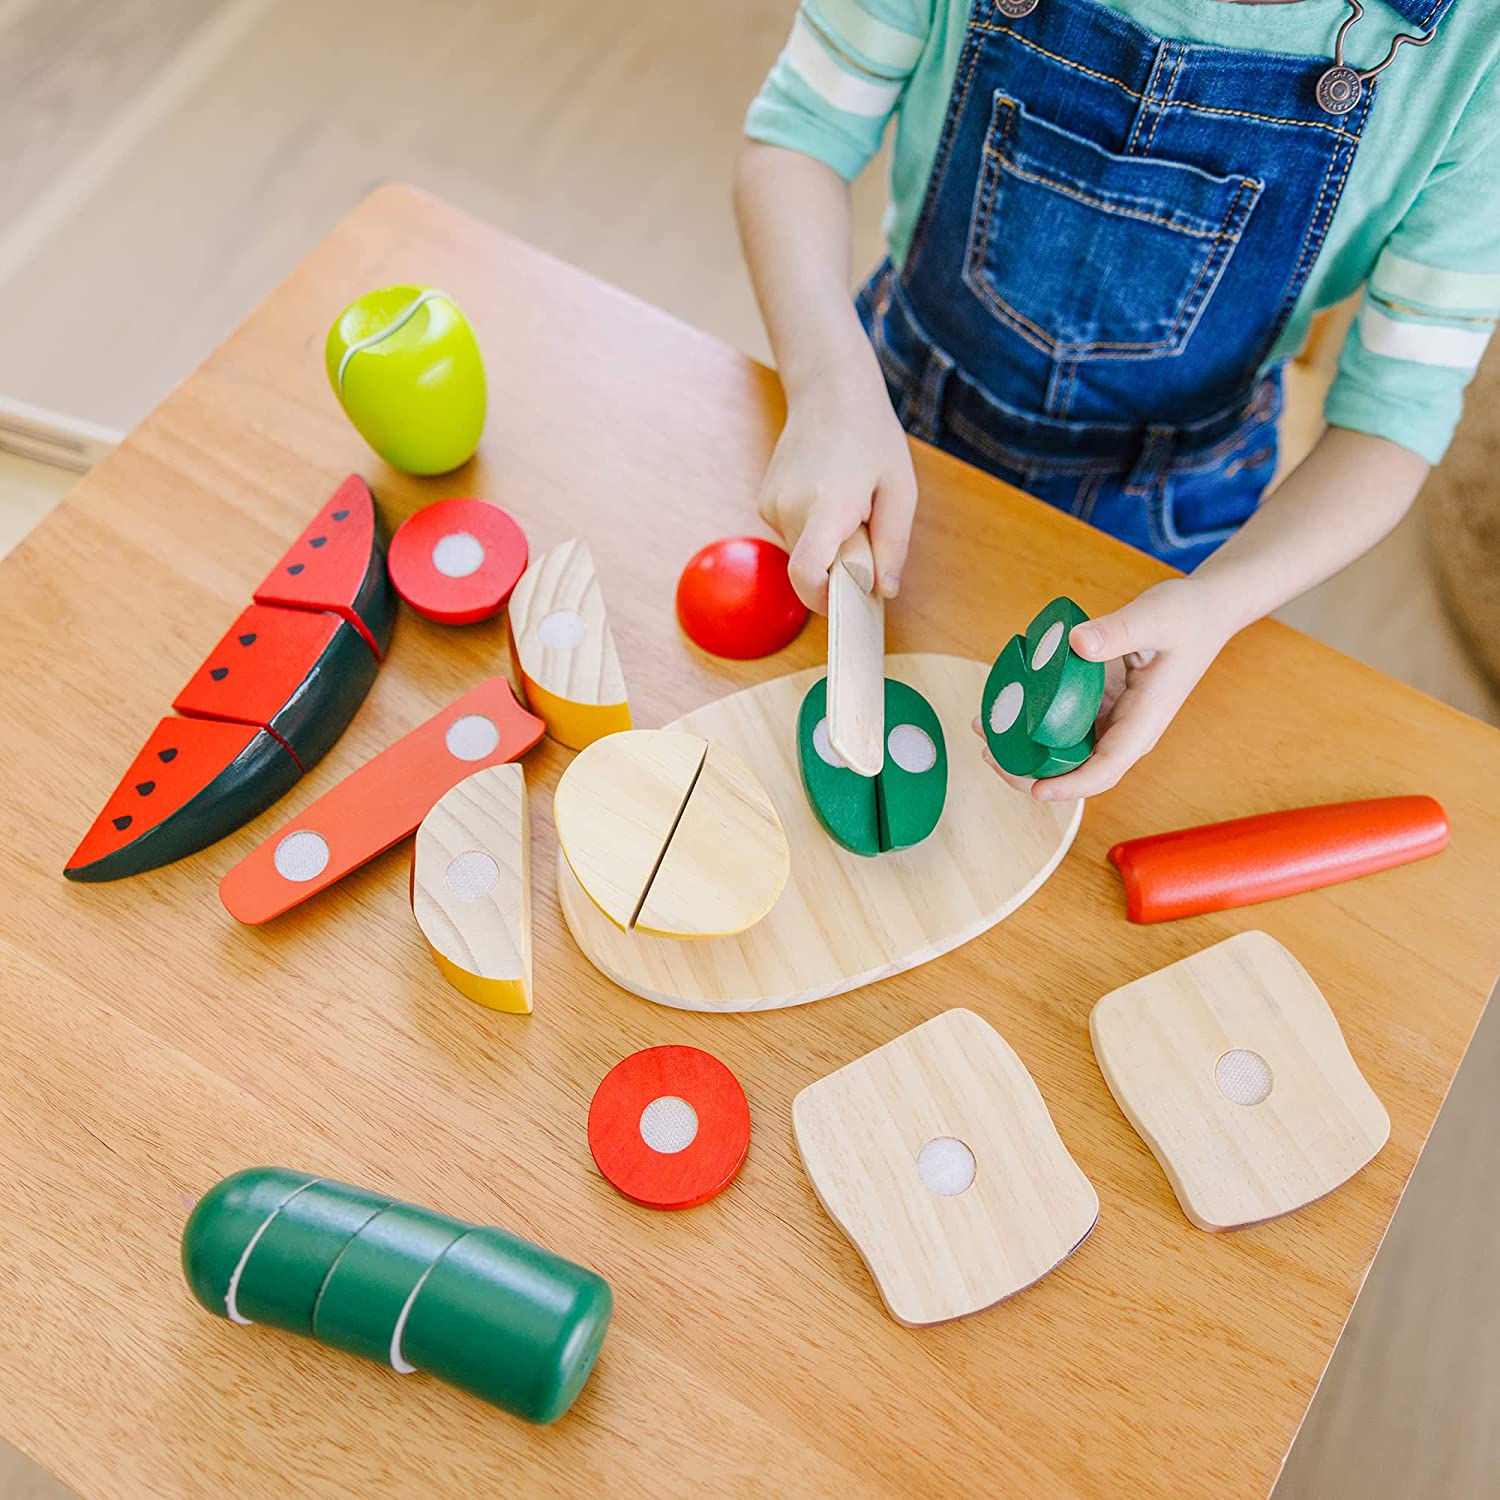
(172, 601, 376, 772)
(253, 474, 393, 659)
(65, 716, 301, 882)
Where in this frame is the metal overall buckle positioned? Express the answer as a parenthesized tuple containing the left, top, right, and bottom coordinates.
(1317, 0, 1436, 115)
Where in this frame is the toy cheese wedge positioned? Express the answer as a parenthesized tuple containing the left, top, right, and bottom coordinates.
(219, 677, 544, 924)
(412, 765, 532, 1013)
(553, 728, 789, 938)
(253, 474, 395, 659)
(506, 539, 630, 749)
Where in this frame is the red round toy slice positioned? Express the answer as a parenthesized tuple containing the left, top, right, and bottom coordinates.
(587, 1046, 750, 1210)
(676, 536, 808, 660)
(387, 498, 528, 625)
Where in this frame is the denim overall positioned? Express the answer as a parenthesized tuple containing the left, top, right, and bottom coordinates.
(857, 0, 1458, 569)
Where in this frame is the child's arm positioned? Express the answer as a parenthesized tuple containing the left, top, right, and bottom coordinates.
(735, 141, 917, 612)
(997, 427, 1431, 803)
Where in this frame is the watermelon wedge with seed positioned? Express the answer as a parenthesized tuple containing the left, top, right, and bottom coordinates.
(65, 718, 301, 883)
(173, 602, 378, 771)
(253, 474, 396, 659)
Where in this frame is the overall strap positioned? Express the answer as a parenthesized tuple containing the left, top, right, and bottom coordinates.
(1380, 0, 1456, 32)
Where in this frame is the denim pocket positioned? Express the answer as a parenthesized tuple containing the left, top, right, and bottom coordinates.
(963, 94, 1262, 361)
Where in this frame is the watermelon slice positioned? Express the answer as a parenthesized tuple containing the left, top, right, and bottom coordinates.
(65, 717, 301, 883)
(253, 474, 396, 659)
(173, 602, 378, 772)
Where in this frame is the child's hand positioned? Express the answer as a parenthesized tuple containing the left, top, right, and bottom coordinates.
(759, 377, 917, 613)
(975, 578, 1231, 801)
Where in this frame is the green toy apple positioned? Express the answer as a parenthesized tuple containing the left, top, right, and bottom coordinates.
(326, 285, 486, 475)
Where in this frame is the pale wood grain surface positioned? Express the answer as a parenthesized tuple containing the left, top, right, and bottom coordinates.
(1092, 932, 1390, 1232)
(559, 653, 1081, 1010)
(2, 187, 1499, 1500)
(793, 1007, 1099, 1326)
(412, 764, 532, 1011)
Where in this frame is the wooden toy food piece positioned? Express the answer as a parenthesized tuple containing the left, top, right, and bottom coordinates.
(1091, 931, 1390, 1230)
(826, 527, 884, 777)
(1108, 795, 1450, 923)
(412, 765, 531, 1013)
(386, 497, 528, 625)
(253, 474, 395, 660)
(794, 1009, 1098, 1325)
(588, 1046, 750, 1209)
(553, 729, 789, 937)
(65, 718, 301, 882)
(558, 654, 1082, 1012)
(181, 1167, 612, 1423)
(675, 535, 808, 659)
(219, 677, 544, 924)
(507, 539, 630, 749)
(172, 602, 377, 771)
(981, 596, 1104, 779)
(796, 676, 947, 857)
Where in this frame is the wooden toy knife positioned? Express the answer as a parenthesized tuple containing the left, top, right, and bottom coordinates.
(827, 526, 885, 777)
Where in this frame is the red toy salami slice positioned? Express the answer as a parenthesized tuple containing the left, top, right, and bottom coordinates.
(253, 474, 395, 658)
(588, 1046, 750, 1210)
(65, 717, 301, 883)
(173, 602, 377, 771)
(676, 536, 808, 660)
(386, 497, 529, 625)
(1108, 795, 1451, 923)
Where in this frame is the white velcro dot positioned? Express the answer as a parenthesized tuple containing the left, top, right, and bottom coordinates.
(916, 1137, 976, 1196)
(638, 1095, 699, 1155)
(887, 723, 936, 774)
(445, 850, 499, 901)
(445, 714, 500, 761)
(431, 530, 486, 579)
(989, 680, 1024, 735)
(811, 716, 848, 770)
(537, 609, 588, 650)
(273, 830, 330, 882)
(1032, 620, 1065, 670)
(1215, 1049, 1274, 1106)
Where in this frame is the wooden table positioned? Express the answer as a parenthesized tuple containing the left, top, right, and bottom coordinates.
(3, 187, 1497, 1500)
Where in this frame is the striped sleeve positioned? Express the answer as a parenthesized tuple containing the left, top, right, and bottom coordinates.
(1327, 81, 1500, 463)
(745, 0, 932, 181)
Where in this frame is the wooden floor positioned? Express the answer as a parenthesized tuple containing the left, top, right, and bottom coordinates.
(1, 3, 1495, 1497)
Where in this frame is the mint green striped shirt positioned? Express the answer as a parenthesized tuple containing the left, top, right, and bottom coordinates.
(746, 0, 1500, 462)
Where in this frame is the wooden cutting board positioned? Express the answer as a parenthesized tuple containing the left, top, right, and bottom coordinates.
(556, 653, 1081, 1011)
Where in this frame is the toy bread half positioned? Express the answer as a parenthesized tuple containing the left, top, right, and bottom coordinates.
(412, 764, 531, 1013)
(507, 539, 630, 749)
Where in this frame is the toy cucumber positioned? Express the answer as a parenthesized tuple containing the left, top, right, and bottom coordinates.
(981, 597, 1104, 779)
(797, 676, 947, 856)
(182, 1168, 612, 1424)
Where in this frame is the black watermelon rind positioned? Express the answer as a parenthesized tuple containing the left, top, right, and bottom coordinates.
(64, 730, 302, 883)
(271, 616, 381, 770)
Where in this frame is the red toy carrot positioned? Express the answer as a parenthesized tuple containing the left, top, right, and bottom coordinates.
(1108, 796, 1450, 924)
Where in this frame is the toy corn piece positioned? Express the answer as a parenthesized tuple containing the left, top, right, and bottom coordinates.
(981, 597, 1104, 779)
(182, 1168, 612, 1424)
(797, 676, 947, 857)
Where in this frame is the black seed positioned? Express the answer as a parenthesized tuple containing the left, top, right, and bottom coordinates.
(287, 563, 305, 576)
(310, 536, 327, 548)
(238, 633, 257, 646)
(158, 748, 178, 763)
(112, 815, 133, 831)
(332, 509, 350, 521)
(135, 781, 156, 796)
(210, 667, 229, 681)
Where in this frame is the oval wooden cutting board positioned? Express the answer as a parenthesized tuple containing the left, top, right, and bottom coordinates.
(557, 653, 1081, 1012)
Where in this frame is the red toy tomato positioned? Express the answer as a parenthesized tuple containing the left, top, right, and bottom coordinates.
(588, 1046, 750, 1210)
(676, 535, 808, 660)
(387, 497, 528, 625)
